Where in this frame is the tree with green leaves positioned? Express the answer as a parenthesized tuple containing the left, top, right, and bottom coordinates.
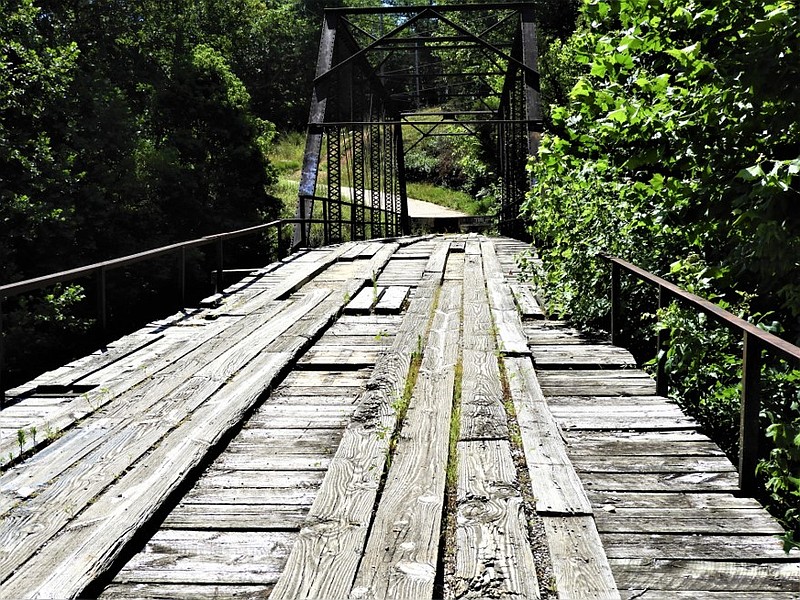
(523, 0, 800, 544)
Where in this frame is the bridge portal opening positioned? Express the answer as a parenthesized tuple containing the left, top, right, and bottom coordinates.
(294, 3, 542, 247)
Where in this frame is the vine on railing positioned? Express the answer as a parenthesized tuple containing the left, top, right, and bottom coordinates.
(603, 254, 800, 495)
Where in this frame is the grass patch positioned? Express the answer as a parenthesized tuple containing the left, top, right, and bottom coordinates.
(267, 131, 305, 176)
(406, 181, 488, 216)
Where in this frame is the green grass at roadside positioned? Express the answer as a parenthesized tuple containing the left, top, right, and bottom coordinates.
(406, 181, 490, 216)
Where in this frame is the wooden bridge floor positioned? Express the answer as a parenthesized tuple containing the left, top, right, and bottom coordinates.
(2, 234, 799, 599)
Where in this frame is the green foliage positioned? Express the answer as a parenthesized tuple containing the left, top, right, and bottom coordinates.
(522, 0, 800, 541)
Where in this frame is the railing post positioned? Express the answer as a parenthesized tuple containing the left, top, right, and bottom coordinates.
(739, 331, 763, 494)
(610, 260, 620, 345)
(0, 297, 5, 408)
(277, 224, 284, 260)
(96, 267, 107, 338)
(215, 238, 224, 293)
(300, 197, 308, 248)
(656, 285, 670, 397)
(178, 247, 186, 308)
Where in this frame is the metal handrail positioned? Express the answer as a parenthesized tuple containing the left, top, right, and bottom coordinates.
(603, 253, 800, 493)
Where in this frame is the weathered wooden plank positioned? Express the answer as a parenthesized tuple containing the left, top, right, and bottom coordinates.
(616, 593, 800, 599)
(297, 347, 384, 366)
(572, 455, 737, 474)
(564, 430, 725, 457)
(270, 267, 442, 600)
(453, 440, 540, 599)
(555, 414, 698, 431)
(443, 252, 465, 280)
(594, 508, 785, 535)
(459, 349, 508, 441)
(349, 281, 461, 600)
(504, 357, 592, 515)
(587, 491, 765, 511)
(481, 241, 529, 355)
(524, 324, 606, 346)
(603, 533, 796, 560)
(345, 286, 384, 313)
(113, 530, 294, 585)
(162, 504, 310, 530)
(542, 516, 620, 599)
(281, 370, 370, 388)
(341, 242, 369, 260)
(101, 583, 274, 599)
(374, 285, 409, 313)
(182, 486, 318, 506)
(531, 344, 636, 368)
(424, 240, 451, 276)
(214, 453, 332, 471)
(509, 282, 544, 319)
(0, 246, 400, 597)
(536, 370, 657, 396)
(580, 471, 740, 492)
(610, 559, 800, 592)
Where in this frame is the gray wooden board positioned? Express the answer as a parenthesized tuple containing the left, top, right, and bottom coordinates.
(564, 430, 725, 457)
(609, 559, 800, 592)
(536, 370, 657, 396)
(345, 286, 384, 313)
(587, 491, 766, 511)
(0, 245, 399, 597)
(271, 253, 445, 600)
(215, 453, 332, 471)
(350, 281, 461, 600)
(603, 533, 796, 560)
(459, 349, 508, 440)
(555, 414, 698, 431)
(615, 593, 800, 599)
(453, 440, 540, 599)
(531, 344, 636, 368)
(101, 583, 275, 599)
(503, 356, 592, 515)
(524, 325, 606, 346)
(594, 508, 785, 535)
(443, 252, 465, 280)
(0, 245, 351, 459)
(113, 530, 295, 585)
(542, 516, 621, 599)
(580, 471, 740, 492)
(571, 455, 737, 474)
(297, 347, 384, 366)
(374, 285, 409, 313)
(509, 282, 544, 319)
(481, 241, 529, 355)
(424, 240, 451, 276)
(280, 370, 371, 388)
(162, 504, 310, 531)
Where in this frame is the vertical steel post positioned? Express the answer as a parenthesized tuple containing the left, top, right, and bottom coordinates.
(739, 331, 763, 494)
(395, 118, 410, 235)
(96, 267, 107, 338)
(611, 261, 620, 345)
(0, 297, 5, 408)
(656, 285, 670, 397)
(178, 247, 186, 308)
(215, 238, 224, 293)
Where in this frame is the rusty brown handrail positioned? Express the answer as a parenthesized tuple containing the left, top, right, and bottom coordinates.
(603, 253, 800, 494)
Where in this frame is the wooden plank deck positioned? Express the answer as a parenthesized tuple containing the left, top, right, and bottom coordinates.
(1, 234, 798, 599)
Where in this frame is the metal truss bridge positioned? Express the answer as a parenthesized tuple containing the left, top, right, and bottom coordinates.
(293, 2, 542, 246)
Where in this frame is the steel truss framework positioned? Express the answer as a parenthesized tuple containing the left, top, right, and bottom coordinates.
(294, 3, 541, 246)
